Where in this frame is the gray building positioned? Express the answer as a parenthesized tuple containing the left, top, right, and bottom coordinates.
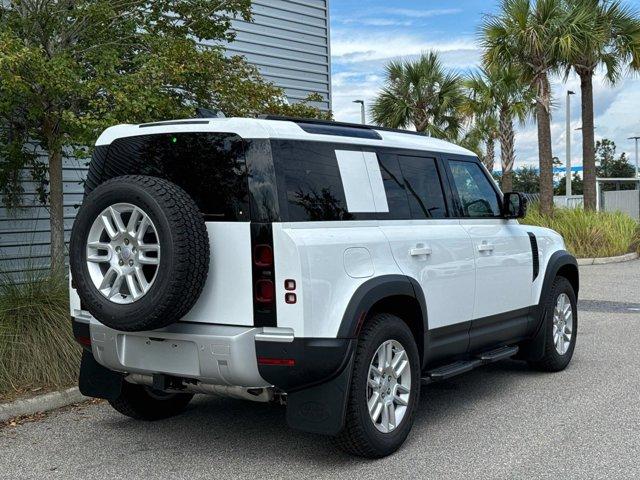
(0, 0, 332, 278)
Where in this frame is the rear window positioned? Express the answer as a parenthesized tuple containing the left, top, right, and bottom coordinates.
(103, 133, 249, 221)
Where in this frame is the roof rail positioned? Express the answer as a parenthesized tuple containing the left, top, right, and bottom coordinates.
(259, 115, 428, 138)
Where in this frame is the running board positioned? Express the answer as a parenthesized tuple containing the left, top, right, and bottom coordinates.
(422, 345, 519, 385)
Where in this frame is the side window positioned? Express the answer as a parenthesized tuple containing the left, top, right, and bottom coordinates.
(271, 140, 354, 222)
(448, 160, 501, 217)
(397, 155, 448, 219)
(377, 152, 412, 219)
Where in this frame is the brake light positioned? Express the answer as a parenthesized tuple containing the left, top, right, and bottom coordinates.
(254, 245, 273, 267)
(257, 357, 296, 367)
(255, 279, 274, 304)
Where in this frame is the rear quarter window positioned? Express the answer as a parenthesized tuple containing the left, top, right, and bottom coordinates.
(271, 140, 356, 222)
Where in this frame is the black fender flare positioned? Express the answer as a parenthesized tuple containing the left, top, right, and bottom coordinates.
(336, 274, 428, 339)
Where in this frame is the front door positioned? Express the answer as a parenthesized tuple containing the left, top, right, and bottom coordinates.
(445, 158, 533, 349)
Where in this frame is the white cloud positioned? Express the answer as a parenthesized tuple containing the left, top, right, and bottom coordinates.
(380, 8, 463, 18)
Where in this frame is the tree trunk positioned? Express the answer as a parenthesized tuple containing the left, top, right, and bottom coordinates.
(499, 107, 515, 193)
(536, 75, 554, 215)
(48, 147, 66, 279)
(484, 137, 496, 172)
(580, 71, 597, 210)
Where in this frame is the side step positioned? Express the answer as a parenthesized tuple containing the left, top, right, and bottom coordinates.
(422, 345, 519, 385)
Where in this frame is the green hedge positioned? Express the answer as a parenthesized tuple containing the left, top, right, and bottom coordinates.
(0, 274, 79, 395)
(522, 204, 640, 259)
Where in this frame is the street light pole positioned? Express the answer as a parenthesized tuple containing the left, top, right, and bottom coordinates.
(629, 136, 640, 178)
(566, 90, 575, 196)
(353, 100, 366, 125)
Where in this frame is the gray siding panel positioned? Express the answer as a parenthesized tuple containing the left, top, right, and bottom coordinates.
(0, 1, 331, 277)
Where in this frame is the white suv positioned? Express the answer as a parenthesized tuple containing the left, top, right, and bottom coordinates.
(69, 117, 579, 458)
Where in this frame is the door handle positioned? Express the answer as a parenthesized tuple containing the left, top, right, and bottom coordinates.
(410, 245, 432, 256)
(478, 242, 494, 252)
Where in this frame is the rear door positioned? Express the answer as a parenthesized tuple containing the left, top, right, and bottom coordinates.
(374, 150, 476, 361)
(443, 158, 533, 348)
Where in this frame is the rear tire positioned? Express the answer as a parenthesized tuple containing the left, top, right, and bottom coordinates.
(109, 381, 193, 421)
(335, 313, 420, 458)
(528, 276, 578, 372)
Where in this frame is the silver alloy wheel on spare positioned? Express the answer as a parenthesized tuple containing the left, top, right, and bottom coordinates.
(86, 202, 161, 304)
(367, 339, 412, 434)
(553, 292, 573, 355)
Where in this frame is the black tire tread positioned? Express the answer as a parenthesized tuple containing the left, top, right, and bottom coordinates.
(109, 382, 193, 421)
(528, 276, 577, 372)
(334, 314, 418, 458)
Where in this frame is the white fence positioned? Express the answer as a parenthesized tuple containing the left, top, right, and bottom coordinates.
(602, 190, 640, 221)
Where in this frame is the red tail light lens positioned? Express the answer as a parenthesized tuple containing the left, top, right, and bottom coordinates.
(254, 245, 273, 267)
(75, 336, 91, 347)
(257, 357, 296, 367)
(255, 279, 274, 304)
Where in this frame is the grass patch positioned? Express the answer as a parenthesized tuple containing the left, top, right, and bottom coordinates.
(523, 204, 640, 258)
(0, 273, 79, 395)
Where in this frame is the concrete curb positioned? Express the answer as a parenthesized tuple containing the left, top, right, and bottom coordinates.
(577, 252, 639, 266)
(0, 387, 88, 423)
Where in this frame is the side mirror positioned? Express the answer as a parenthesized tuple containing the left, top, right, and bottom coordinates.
(503, 192, 528, 219)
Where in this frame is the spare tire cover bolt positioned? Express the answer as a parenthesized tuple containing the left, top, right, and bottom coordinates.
(124, 238, 130, 245)
(115, 246, 121, 253)
(119, 259, 124, 266)
(129, 260, 134, 266)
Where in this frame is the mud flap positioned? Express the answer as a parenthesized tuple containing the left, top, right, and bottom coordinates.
(79, 350, 124, 401)
(285, 352, 355, 436)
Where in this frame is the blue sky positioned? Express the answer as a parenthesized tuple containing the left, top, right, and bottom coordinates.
(329, 0, 640, 170)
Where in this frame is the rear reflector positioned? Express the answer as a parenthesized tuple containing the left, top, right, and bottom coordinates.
(257, 357, 296, 367)
(253, 245, 274, 267)
(255, 279, 275, 304)
(75, 336, 91, 347)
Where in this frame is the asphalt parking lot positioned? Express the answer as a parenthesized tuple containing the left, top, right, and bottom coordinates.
(2, 260, 639, 480)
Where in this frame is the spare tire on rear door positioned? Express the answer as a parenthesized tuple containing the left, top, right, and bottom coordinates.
(69, 175, 210, 332)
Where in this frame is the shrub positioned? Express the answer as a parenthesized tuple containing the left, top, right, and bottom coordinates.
(0, 272, 79, 395)
(522, 204, 640, 258)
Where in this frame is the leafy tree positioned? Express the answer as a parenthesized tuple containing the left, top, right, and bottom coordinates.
(371, 51, 465, 140)
(0, 1, 328, 277)
(513, 166, 541, 193)
(560, 0, 640, 210)
(463, 66, 534, 191)
(482, 0, 570, 214)
(554, 173, 584, 195)
(595, 138, 636, 190)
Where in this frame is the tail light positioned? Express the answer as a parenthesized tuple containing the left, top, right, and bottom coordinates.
(255, 279, 274, 304)
(254, 245, 273, 267)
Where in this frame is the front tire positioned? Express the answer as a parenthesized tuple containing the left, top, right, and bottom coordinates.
(335, 314, 420, 458)
(528, 276, 578, 372)
(109, 381, 194, 421)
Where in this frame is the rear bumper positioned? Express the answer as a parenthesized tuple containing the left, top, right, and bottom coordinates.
(71, 315, 355, 395)
(79, 315, 270, 388)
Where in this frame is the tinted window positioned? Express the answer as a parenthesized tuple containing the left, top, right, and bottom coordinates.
(448, 160, 501, 217)
(105, 133, 249, 221)
(376, 153, 411, 219)
(397, 155, 447, 219)
(272, 140, 354, 222)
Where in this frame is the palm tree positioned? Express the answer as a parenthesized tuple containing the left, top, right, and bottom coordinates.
(482, 0, 567, 214)
(560, 0, 640, 210)
(463, 66, 534, 191)
(371, 51, 465, 140)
